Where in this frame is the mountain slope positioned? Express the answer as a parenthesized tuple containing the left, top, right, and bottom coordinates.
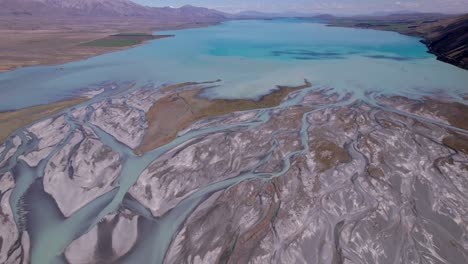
(0, 0, 148, 16)
(237, 10, 321, 18)
(0, 0, 231, 72)
(422, 14, 468, 69)
(41, 0, 154, 16)
(0, 0, 230, 21)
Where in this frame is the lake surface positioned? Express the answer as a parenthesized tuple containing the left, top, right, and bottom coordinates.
(1, 19, 468, 111)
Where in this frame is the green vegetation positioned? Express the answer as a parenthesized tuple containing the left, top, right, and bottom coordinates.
(112, 33, 151, 36)
(80, 33, 174, 47)
(136, 80, 311, 154)
(309, 139, 350, 171)
(81, 39, 141, 47)
(0, 98, 87, 144)
(443, 134, 468, 154)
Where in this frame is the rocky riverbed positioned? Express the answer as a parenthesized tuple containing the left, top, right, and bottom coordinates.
(0, 81, 467, 263)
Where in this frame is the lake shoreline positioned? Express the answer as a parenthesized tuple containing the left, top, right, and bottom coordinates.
(0, 20, 223, 73)
(325, 14, 468, 70)
(0, 97, 87, 144)
(1, 18, 463, 74)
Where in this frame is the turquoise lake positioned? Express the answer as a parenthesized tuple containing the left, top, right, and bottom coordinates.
(0, 18, 468, 111)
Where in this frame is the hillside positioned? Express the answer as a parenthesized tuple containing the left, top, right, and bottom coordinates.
(0, 0, 231, 71)
(0, 0, 229, 21)
(0, 0, 151, 16)
(421, 14, 468, 69)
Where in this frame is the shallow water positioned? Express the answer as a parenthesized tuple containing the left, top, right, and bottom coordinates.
(1, 19, 468, 111)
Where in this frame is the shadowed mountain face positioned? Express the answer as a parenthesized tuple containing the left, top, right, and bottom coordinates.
(0, 0, 229, 21)
(422, 14, 468, 70)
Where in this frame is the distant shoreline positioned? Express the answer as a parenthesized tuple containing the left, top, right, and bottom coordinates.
(2, 15, 465, 73)
(324, 14, 468, 70)
(0, 19, 222, 73)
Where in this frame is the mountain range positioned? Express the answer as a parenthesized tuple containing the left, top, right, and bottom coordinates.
(0, 0, 230, 21)
(237, 10, 323, 18)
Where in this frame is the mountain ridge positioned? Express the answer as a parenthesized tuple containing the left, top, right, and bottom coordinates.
(0, 0, 230, 21)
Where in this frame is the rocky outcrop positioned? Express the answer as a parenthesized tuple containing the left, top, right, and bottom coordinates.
(43, 126, 121, 217)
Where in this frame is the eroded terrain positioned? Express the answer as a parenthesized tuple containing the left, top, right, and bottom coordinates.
(0, 81, 467, 264)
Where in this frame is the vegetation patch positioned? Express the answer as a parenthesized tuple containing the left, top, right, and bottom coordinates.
(135, 80, 311, 154)
(80, 33, 174, 47)
(368, 166, 385, 178)
(415, 100, 468, 131)
(160, 79, 222, 93)
(443, 134, 468, 154)
(445, 102, 468, 131)
(0, 98, 87, 144)
(309, 139, 350, 172)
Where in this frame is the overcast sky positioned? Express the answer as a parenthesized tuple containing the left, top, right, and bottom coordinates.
(131, 0, 468, 14)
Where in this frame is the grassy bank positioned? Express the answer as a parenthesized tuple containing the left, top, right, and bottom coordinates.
(80, 33, 174, 47)
(135, 80, 311, 154)
(0, 98, 87, 144)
